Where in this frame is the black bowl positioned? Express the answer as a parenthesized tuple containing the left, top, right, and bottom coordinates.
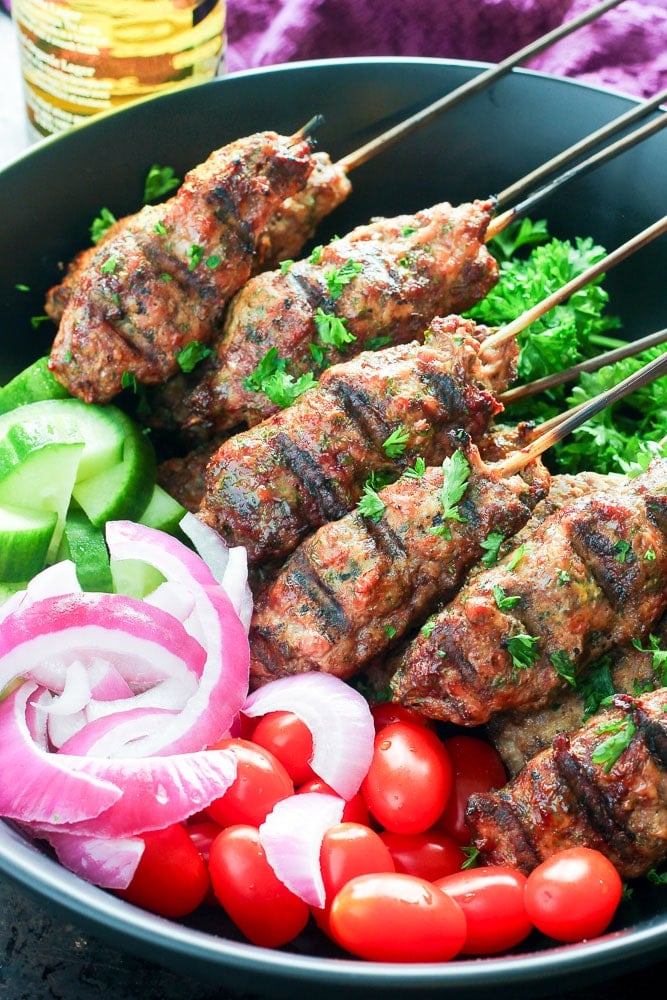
(0, 57, 666, 999)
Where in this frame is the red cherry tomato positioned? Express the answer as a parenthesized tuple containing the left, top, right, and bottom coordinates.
(329, 872, 467, 963)
(524, 847, 623, 943)
(436, 865, 533, 954)
(361, 721, 453, 834)
(205, 737, 294, 828)
(186, 818, 224, 906)
(249, 710, 316, 786)
(370, 702, 432, 731)
(117, 823, 210, 918)
(314, 822, 395, 936)
(379, 830, 466, 882)
(208, 825, 310, 947)
(436, 734, 507, 844)
(297, 777, 371, 825)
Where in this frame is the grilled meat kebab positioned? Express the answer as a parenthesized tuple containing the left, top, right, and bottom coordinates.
(487, 612, 667, 778)
(47, 130, 323, 403)
(45, 152, 351, 325)
(466, 686, 667, 880)
(197, 314, 516, 565)
(248, 437, 549, 687)
(391, 460, 667, 725)
(153, 198, 499, 439)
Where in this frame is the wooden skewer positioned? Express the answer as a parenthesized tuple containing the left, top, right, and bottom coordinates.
(500, 327, 667, 404)
(497, 349, 667, 476)
(482, 216, 667, 354)
(494, 86, 667, 210)
(337, 0, 627, 172)
(488, 113, 667, 239)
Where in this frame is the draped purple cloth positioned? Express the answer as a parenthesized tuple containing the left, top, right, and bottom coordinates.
(225, 0, 667, 98)
(2, 1, 666, 98)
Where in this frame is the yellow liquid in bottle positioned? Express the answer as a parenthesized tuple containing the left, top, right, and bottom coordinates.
(14, 0, 226, 138)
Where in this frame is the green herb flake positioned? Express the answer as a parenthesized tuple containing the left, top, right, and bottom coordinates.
(404, 456, 426, 480)
(160, 273, 173, 282)
(357, 482, 386, 523)
(506, 544, 526, 572)
(382, 425, 410, 459)
(121, 370, 138, 393)
(30, 315, 51, 329)
(314, 308, 357, 350)
(325, 258, 363, 299)
(100, 254, 119, 275)
(366, 335, 393, 351)
(421, 619, 436, 638)
(579, 656, 616, 718)
(15, 283, 30, 292)
(592, 715, 636, 773)
(401, 226, 418, 237)
(493, 585, 521, 611)
(550, 649, 577, 686)
(613, 539, 632, 563)
(646, 868, 667, 886)
(280, 259, 295, 274)
(631, 634, 667, 686)
(645, 548, 657, 561)
(206, 255, 222, 269)
(90, 206, 117, 243)
(480, 531, 504, 567)
(308, 245, 324, 264)
(384, 624, 397, 640)
(557, 568, 571, 585)
(143, 164, 180, 203)
(506, 633, 540, 671)
(188, 244, 204, 271)
(175, 341, 213, 373)
(154, 219, 167, 235)
(429, 450, 470, 538)
(461, 846, 480, 870)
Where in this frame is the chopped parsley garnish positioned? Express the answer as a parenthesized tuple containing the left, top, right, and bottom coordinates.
(592, 714, 636, 772)
(404, 456, 426, 479)
(280, 259, 295, 274)
(325, 259, 363, 299)
(384, 624, 397, 640)
(100, 254, 119, 275)
(243, 347, 316, 408)
(90, 207, 117, 243)
(647, 868, 667, 886)
(160, 273, 173, 282)
(314, 309, 356, 350)
(550, 649, 577, 686)
(382, 425, 410, 459)
(401, 226, 418, 237)
(493, 585, 521, 611)
(121, 370, 138, 392)
(631, 634, 667, 686)
(15, 283, 30, 292)
(429, 450, 470, 539)
(461, 846, 480, 870)
(578, 656, 615, 718)
(30, 315, 50, 329)
(506, 544, 526, 572)
(421, 619, 436, 638)
(175, 341, 213, 373)
(143, 164, 180, 203)
(506, 633, 540, 671)
(366, 334, 393, 351)
(206, 255, 221, 269)
(357, 482, 386, 522)
(154, 219, 167, 235)
(613, 539, 632, 563)
(480, 531, 504, 567)
(556, 568, 571, 586)
(308, 245, 323, 264)
(645, 548, 657, 561)
(188, 244, 204, 271)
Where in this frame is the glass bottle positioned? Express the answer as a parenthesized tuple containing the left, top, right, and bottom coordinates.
(13, 0, 226, 139)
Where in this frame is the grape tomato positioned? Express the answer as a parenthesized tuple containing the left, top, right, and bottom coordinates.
(436, 734, 507, 844)
(249, 710, 316, 785)
(205, 737, 294, 828)
(379, 829, 466, 882)
(436, 865, 532, 954)
(297, 776, 370, 825)
(117, 823, 210, 919)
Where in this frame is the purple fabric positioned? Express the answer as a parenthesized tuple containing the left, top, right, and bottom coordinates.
(225, 0, 667, 98)
(3, 1, 665, 98)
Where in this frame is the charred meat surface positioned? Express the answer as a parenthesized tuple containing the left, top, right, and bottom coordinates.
(466, 687, 667, 879)
(45, 152, 351, 327)
(48, 131, 318, 403)
(391, 460, 667, 725)
(166, 199, 499, 438)
(198, 315, 512, 565)
(488, 612, 667, 778)
(248, 439, 549, 687)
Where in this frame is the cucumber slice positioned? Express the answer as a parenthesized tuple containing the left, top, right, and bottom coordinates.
(0, 581, 28, 607)
(111, 558, 166, 599)
(0, 398, 125, 483)
(0, 441, 84, 561)
(139, 484, 187, 536)
(0, 504, 58, 581)
(0, 356, 70, 414)
(72, 409, 156, 526)
(57, 508, 113, 592)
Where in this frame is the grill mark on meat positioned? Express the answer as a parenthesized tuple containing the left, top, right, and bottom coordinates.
(552, 735, 638, 861)
(289, 271, 331, 312)
(363, 515, 408, 564)
(328, 379, 393, 452)
(569, 518, 637, 608)
(419, 367, 470, 419)
(274, 431, 349, 523)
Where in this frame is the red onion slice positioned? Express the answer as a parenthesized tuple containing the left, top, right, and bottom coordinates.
(259, 792, 344, 907)
(243, 673, 375, 800)
(47, 830, 145, 890)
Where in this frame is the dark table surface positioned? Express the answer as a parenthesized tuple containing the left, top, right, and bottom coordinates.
(2, 873, 666, 1000)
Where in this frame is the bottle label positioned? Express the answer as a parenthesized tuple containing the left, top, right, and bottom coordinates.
(14, 0, 226, 138)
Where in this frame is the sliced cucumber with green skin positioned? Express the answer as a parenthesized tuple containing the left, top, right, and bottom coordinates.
(0, 504, 58, 581)
(0, 398, 125, 483)
(139, 483, 187, 536)
(0, 580, 28, 606)
(111, 558, 166, 599)
(0, 441, 84, 561)
(72, 409, 157, 526)
(57, 508, 113, 592)
(0, 356, 70, 415)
